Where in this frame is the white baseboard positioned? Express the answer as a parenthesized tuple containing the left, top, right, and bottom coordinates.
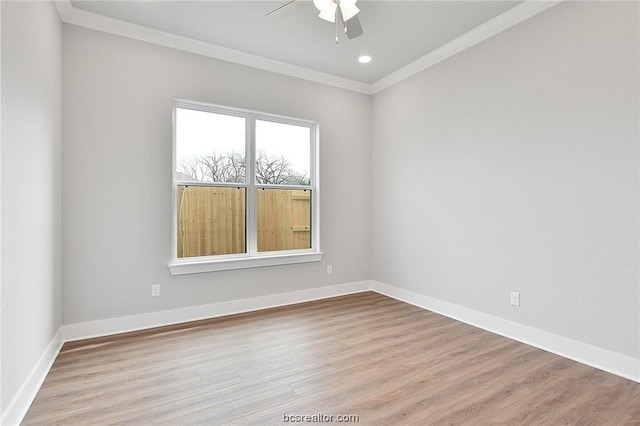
(1, 328, 64, 426)
(7, 279, 638, 426)
(371, 280, 640, 383)
(63, 280, 372, 342)
(4, 281, 370, 426)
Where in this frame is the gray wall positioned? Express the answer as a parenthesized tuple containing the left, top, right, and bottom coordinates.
(62, 25, 371, 324)
(3, 0, 639, 415)
(371, 1, 639, 358)
(1, 0, 62, 413)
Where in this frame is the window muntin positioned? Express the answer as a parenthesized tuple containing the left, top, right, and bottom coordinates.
(172, 100, 319, 271)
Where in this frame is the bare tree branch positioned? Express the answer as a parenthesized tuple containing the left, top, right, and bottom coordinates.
(179, 150, 308, 185)
(177, 157, 208, 182)
(255, 151, 309, 185)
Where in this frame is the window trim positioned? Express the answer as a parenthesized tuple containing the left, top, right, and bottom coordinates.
(169, 99, 322, 275)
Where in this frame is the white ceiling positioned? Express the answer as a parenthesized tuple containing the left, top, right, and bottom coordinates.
(69, 1, 522, 86)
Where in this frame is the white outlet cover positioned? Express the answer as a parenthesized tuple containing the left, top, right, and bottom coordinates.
(510, 291, 520, 306)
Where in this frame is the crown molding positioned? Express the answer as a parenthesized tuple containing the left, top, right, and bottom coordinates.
(54, 1, 561, 96)
(370, 0, 562, 94)
(53, 0, 373, 95)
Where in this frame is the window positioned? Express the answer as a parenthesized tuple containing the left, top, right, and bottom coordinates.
(169, 100, 321, 274)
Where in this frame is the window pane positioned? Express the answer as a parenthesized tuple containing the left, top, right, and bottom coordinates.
(177, 185, 246, 257)
(176, 108, 246, 183)
(255, 120, 310, 186)
(258, 189, 311, 252)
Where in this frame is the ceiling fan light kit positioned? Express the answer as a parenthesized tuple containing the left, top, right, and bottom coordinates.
(340, 5, 360, 22)
(315, 0, 359, 23)
(268, 0, 364, 42)
(317, 2, 337, 22)
(312, 0, 331, 11)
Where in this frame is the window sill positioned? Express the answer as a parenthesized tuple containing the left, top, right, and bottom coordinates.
(168, 251, 324, 275)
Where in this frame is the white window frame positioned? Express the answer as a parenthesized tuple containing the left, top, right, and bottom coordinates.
(169, 99, 322, 275)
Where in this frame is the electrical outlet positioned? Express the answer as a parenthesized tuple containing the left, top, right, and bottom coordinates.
(510, 291, 520, 307)
(326, 265, 333, 275)
(151, 284, 161, 297)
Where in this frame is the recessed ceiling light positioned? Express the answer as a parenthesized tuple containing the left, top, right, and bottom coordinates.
(358, 55, 372, 64)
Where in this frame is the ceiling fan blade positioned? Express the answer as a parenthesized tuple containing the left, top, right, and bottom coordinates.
(265, 0, 296, 17)
(344, 14, 363, 39)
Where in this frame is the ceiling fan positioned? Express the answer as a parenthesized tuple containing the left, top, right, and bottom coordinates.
(266, 0, 364, 42)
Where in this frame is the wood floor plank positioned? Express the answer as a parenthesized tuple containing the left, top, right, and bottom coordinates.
(21, 292, 640, 425)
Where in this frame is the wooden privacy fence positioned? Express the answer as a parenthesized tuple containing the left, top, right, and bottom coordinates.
(177, 185, 310, 258)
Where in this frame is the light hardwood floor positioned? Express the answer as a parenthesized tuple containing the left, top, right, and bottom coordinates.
(23, 292, 640, 425)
